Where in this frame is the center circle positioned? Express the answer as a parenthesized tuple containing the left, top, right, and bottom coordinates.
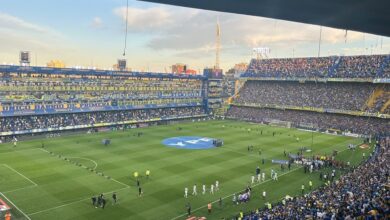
(162, 136, 216, 150)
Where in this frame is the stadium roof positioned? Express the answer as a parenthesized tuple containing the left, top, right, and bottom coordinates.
(140, 0, 390, 37)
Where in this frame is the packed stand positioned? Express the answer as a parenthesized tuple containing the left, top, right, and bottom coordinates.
(238, 137, 390, 220)
(235, 81, 380, 112)
(0, 74, 203, 114)
(382, 60, 390, 78)
(243, 55, 390, 79)
(0, 107, 205, 133)
(334, 55, 387, 78)
(244, 57, 334, 78)
(227, 106, 389, 136)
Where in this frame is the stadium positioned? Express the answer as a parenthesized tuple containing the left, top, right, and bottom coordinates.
(0, 1, 389, 220)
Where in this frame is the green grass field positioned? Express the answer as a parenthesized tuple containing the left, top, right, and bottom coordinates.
(0, 120, 370, 220)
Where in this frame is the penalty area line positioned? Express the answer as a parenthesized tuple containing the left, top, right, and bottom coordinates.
(27, 186, 130, 216)
(1, 164, 38, 187)
(110, 178, 132, 188)
(3, 185, 37, 194)
(38, 148, 50, 153)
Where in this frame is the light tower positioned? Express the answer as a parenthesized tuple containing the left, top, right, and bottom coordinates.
(20, 51, 31, 66)
(215, 19, 221, 69)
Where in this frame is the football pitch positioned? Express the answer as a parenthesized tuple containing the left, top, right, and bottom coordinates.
(0, 120, 368, 220)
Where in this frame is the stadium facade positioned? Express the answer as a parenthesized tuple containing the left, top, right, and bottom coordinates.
(1, 54, 389, 140)
(0, 65, 222, 139)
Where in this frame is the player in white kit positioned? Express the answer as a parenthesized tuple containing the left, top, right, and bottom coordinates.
(184, 187, 188, 198)
(192, 184, 197, 196)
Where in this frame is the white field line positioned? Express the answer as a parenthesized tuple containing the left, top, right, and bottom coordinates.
(0, 192, 32, 220)
(0, 148, 40, 154)
(1, 164, 38, 186)
(27, 186, 130, 216)
(3, 148, 132, 217)
(110, 178, 132, 188)
(171, 146, 353, 220)
(3, 185, 37, 194)
(38, 148, 50, 153)
(39, 149, 131, 188)
(67, 157, 98, 170)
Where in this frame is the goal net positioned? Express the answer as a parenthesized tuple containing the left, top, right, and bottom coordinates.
(298, 122, 317, 130)
(268, 119, 291, 128)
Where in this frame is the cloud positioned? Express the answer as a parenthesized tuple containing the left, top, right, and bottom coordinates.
(112, 6, 370, 57)
(0, 12, 48, 33)
(0, 12, 63, 38)
(91, 17, 103, 29)
(111, 5, 387, 70)
(0, 12, 74, 65)
(113, 6, 173, 31)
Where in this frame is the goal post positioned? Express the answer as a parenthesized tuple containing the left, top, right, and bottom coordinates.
(268, 119, 291, 128)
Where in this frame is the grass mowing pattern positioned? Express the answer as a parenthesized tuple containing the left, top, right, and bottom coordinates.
(0, 120, 369, 220)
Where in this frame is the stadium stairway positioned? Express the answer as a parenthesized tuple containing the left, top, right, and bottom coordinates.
(381, 99, 390, 113)
(380, 96, 390, 113)
(380, 90, 390, 113)
(363, 85, 385, 111)
(228, 79, 246, 104)
(327, 56, 341, 77)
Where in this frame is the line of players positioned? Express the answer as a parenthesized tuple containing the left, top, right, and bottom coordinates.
(249, 166, 278, 185)
(184, 181, 220, 198)
(183, 165, 279, 199)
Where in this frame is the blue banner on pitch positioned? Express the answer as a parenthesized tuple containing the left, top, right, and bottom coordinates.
(162, 136, 215, 150)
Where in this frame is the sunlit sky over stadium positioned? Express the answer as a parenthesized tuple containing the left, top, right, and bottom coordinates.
(1, 0, 390, 72)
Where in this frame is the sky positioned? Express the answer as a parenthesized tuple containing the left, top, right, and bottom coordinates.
(1, 0, 390, 72)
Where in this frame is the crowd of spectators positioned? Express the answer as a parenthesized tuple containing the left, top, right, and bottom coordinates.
(332, 55, 389, 78)
(243, 55, 390, 79)
(0, 74, 203, 112)
(235, 81, 380, 112)
(334, 55, 387, 78)
(0, 107, 204, 133)
(245, 57, 334, 78)
(227, 106, 389, 136)
(0, 90, 202, 103)
(238, 137, 389, 220)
